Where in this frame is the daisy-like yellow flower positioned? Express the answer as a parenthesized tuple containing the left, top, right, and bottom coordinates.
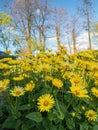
(62, 72, 70, 80)
(69, 86, 89, 98)
(85, 110, 97, 121)
(13, 76, 24, 81)
(25, 81, 35, 92)
(52, 78, 63, 89)
(0, 79, 9, 92)
(91, 87, 98, 97)
(10, 86, 25, 97)
(45, 75, 53, 81)
(70, 75, 82, 86)
(37, 94, 55, 112)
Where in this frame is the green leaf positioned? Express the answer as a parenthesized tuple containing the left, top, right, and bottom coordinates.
(2, 116, 21, 129)
(80, 123, 89, 130)
(21, 120, 36, 130)
(93, 125, 98, 130)
(48, 112, 57, 121)
(26, 112, 42, 123)
(19, 104, 31, 110)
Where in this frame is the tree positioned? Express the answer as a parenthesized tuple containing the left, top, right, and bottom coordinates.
(78, 0, 94, 50)
(0, 12, 12, 50)
(51, 7, 68, 50)
(10, 0, 51, 53)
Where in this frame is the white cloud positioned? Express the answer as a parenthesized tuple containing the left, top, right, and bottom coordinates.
(46, 32, 98, 53)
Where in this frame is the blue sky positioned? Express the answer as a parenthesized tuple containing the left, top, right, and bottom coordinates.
(0, 0, 98, 19)
(53, 0, 98, 20)
(0, 0, 98, 52)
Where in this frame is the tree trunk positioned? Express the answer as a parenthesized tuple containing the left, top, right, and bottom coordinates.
(72, 29, 77, 53)
(86, 1, 92, 50)
(56, 26, 61, 50)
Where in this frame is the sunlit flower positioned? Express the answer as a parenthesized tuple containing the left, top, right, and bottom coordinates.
(91, 87, 98, 97)
(13, 76, 24, 81)
(37, 94, 55, 112)
(69, 86, 89, 98)
(45, 75, 53, 81)
(0, 79, 10, 92)
(70, 75, 82, 86)
(39, 64, 51, 72)
(52, 78, 63, 89)
(62, 72, 70, 80)
(85, 110, 97, 121)
(10, 86, 25, 97)
(25, 81, 35, 92)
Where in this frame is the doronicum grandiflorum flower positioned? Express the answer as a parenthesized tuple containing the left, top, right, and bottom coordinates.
(13, 76, 24, 81)
(37, 94, 55, 112)
(52, 78, 63, 89)
(70, 75, 82, 86)
(0, 79, 10, 92)
(91, 87, 98, 97)
(25, 81, 35, 92)
(93, 73, 98, 80)
(69, 86, 89, 98)
(85, 110, 97, 121)
(62, 72, 70, 80)
(39, 63, 51, 72)
(10, 86, 25, 97)
(45, 75, 53, 81)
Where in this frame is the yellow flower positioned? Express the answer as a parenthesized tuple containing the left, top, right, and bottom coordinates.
(85, 110, 97, 121)
(62, 72, 70, 80)
(13, 76, 24, 81)
(70, 75, 82, 86)
(10, 86, 25, 97)
(39, 64, 51, 72)
(69, 86, 89, 98)
(45, 76, 53, 81)
(52, 78, 63, 89)
(25, 81, 35, 92)
(91, 87, 98, 97)
(37, 94, 55, 112)
(0, 79, 9, 92)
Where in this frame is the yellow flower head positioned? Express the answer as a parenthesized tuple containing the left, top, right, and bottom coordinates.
(25, 81, 35, 92)
(37, 94, 55, 112)
(10, 86, 25, 97)
(85, 110, 97, 121)
(39, 64, 51, 72)
(13, 76, 24, 81)
(69, 86, 89, 98)
(62, 72, 70, 80)
(91, 87, 98, 97)
(45, 75, 53, 81)
(70, 75, 82, 86)
(0, 79, 9, 92)
(52, 78, 63, 89)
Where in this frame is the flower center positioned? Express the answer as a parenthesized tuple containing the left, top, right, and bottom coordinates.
(75, 90, 80, 95)
(89, 113, 93, 117)
(0, 87, 4, 91)
(16, 90, 21, 95)
(44, 100, 49, 106)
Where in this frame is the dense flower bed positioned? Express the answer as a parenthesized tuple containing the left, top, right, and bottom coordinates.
(0, 47, 98, 130)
